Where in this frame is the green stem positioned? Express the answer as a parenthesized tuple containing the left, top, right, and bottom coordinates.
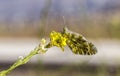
(0, 47, 39, 76)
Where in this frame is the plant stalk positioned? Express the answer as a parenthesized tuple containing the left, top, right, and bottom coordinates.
(0, 47, 39, 76)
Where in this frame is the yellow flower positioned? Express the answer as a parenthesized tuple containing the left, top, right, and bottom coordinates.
(49, 31, 67, 51)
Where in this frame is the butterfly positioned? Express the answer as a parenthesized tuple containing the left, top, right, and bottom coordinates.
(62, 27, 97, 55)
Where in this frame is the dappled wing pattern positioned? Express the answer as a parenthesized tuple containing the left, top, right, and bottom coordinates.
(63, 27, 97, 55)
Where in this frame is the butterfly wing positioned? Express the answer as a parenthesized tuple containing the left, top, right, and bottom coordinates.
(63, 28, 97, 55)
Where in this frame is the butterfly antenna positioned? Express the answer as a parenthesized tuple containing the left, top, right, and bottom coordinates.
(62, 16, 69, 33)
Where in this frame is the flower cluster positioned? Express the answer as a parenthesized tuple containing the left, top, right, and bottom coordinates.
(49, 31, 67, 51)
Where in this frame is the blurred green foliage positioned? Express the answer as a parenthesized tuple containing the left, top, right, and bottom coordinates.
(5, 63, 120, 76)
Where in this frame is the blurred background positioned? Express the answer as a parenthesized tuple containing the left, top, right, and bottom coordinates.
(0, 0, 120, 76)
